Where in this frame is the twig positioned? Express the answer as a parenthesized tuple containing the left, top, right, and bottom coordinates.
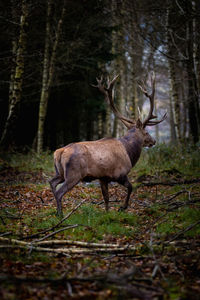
(0, 237, 138, 254)
(168, 220, 200, 243)
(161, 190, 187, 204)
(4, 209, 21, 219)
(149, 233, 166, 280)
(22, 199, 87, 239)
(34, 239, 122, 248)
(144, 196, 200, 234)
(55, 199, 87, 227)
(167, 198, 200, 210)
(33, 225, 79, 242)
(0, 232, 12, 237)
(0, 244, 136, 254)
(0, 216, 5, 225)
(141, 178, 200, 187)
(37, 196, 44, 203)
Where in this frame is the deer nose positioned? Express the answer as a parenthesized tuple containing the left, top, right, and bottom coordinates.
(149, 139, 156, 147)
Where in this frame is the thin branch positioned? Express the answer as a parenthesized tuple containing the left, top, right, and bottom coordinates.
(0, 244, 136, 255)
(168, 220, 200, 243)
(33, 225, 79, 243)
(149, 233, 166, 280)
(22, 199, 87, 239)
(161, 190, 187, 204)
(0, 232, 12, 237)
(140, 178, 200, 187)
(34, 239, 121, 248)
(0, 237, 139, 254)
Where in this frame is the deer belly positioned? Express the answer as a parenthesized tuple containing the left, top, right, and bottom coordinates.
(86, 155, 130, 180)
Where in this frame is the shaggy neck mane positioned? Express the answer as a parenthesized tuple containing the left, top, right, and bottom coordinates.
(119, 127, 143, 166)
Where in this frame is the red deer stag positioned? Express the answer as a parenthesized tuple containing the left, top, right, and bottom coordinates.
(49, 73, 166, 215)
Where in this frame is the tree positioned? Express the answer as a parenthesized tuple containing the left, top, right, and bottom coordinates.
(0, 0, 28, 148)
(37, 0, 66, 153)
(184, 0, 200, 143)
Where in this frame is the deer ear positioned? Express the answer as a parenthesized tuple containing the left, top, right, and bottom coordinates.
(136, 119, 143, 128)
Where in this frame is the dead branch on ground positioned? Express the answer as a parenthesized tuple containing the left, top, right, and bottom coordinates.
(140, 178, 200, 187)
(22, 199, 87, 239)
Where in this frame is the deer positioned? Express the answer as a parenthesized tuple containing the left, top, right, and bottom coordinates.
(49, 73, 166, 216)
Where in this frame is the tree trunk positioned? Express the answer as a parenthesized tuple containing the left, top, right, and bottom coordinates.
(166, 7, 181, 142)
(104, 106, 111, 137)
(168, 61, 180, 141)
(37, 0, 52, 153)
(37, 0, 66, 153)
(185, 1, 200, 143)
(0, 0, 28, 148)
(154, 100, 159, 142)
(180, 71, 188, 140)
(118, 55, 126, 137)
(169, 94, 177, 143)
(193, 0, 200, 97)
(9, 40, 17, 109)
(97, 113, 103, 139)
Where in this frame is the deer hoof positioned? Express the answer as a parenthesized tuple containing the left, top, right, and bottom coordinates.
(56, 210, 63, 218)
(118, 206, 127, 212)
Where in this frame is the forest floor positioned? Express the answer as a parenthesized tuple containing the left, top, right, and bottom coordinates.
(0, 146, 200, 300)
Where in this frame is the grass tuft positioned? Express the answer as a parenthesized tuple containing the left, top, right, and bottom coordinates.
(133, 143, 200, 178)
(64, 205, 139, 241)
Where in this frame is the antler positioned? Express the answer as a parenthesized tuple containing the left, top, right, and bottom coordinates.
(138, 72, 167, 127)
(94, 75, 135, 129)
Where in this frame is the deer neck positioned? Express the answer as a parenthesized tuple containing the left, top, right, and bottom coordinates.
(119, 128, 143, 167)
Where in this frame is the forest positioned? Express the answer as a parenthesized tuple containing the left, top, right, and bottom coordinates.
(0, 0, 200, 299)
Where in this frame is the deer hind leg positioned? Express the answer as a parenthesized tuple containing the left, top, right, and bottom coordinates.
(49, 175, 64, 216)
(49, 175, 64, 195)
(100, 179, 109, 211)
(55, 176, 81, 216)
(117, 176, 132, 210)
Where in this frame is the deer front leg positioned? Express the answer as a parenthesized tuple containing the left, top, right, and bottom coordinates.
(118, 176, 132, 211)
(100, 179, 109, 211)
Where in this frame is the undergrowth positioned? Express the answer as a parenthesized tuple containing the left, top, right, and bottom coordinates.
(0, 144, 200, 299)
(0, 143, 199, 241)
(21, 205, 138, 241)
(1, 143, 199, 177)
(0, 149, 54, 173)
(133, 143, 200, 177)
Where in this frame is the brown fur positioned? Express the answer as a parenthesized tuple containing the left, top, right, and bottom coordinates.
(49, 126, 155, 215)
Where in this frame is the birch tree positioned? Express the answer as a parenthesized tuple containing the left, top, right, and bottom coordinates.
(0, 0, 28, 148)
(37, 0, 66, 153)
(166, 7, 180, 142)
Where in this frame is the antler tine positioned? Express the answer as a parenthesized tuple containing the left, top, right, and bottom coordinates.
(137, 80, 147, 97)
(145, 112, 167, 126)
(107, 74, 119, 90)
(106, 75, 135, 129)
(93, 75, 135, 129)
(92, 76, 108, 98)
(138, 72, 157, 128)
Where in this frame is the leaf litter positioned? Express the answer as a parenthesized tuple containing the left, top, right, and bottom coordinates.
(0, 166, 200, 299)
